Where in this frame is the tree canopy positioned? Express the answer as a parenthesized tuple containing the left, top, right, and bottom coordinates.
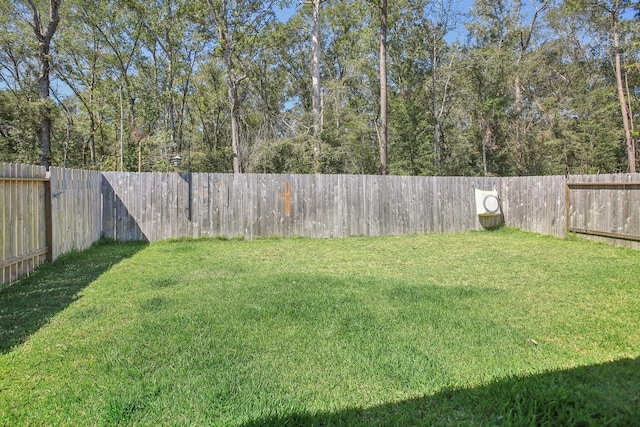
(1, 0, 638, 175)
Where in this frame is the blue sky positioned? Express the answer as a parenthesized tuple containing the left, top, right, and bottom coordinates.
(276, 5, 298, 22)
(274, 1, 476, 42)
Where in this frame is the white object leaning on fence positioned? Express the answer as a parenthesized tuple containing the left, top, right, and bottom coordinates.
(474, 188, 501, 216)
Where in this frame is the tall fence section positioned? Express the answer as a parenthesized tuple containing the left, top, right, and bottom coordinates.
(0, 164, 102, 285)
(0, 164, 49, 285)
(49, 167, 103, 260)
(566, 173, 640, 245)
(101, 173, 567, 241)
(2, 163, 639, 285)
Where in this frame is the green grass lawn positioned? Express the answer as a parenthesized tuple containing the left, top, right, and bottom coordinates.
(1, 228, 639, 426)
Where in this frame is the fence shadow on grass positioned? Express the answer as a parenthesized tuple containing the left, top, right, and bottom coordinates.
(0, 240, 148, 354)
(244, 357, 640, 426)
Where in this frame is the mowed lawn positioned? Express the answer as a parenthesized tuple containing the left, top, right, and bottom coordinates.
(1, 228, 639, 426)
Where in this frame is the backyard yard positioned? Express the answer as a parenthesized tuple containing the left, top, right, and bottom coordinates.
(0, 228, 639, 425)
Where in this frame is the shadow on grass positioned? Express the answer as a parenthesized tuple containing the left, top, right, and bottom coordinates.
(244, 357, 640, 426)
(0, 240, 147, 354)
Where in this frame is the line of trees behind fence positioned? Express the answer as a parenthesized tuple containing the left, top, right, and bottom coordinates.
(1, 1, 638, 176)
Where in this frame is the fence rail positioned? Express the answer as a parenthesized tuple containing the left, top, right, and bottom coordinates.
(2, 163, 640, 286)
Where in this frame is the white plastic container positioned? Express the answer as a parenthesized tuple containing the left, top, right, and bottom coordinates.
(474, 188, 501, 216)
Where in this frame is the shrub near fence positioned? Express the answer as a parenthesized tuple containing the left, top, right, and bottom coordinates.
(2, 162, 640, 286)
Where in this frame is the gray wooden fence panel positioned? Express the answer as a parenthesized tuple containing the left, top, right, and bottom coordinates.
(0, 164, 109, 282)
(96, 171, 640, 249)
(0, 163, 48, 285)
(484, 175, 567, 237)
(566, 173, 640, 248)
(49, 167, 102, 260)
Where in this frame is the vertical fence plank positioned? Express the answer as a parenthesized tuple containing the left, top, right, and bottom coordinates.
(3, 164, 12, 282)
(103, 173, 114, 241)
(215, 173, 225, 238)
(0, 164, 6, 283)
(151, 172, 160, 241)
(190, 173, 198, 238)
(213, 173, 224, 237)
(9, 164, 17, 281)
(25, 165, 33, 274)
(162, 172, 170, 240)
(198, 173, 208, 238)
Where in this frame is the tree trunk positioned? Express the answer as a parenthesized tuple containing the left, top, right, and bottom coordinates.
(379, 0, 388, 176)
(213, 0, 244, 174)
(27, 0, 61, 169)
(168, 46, 177, 149)
(514, 73, 523, 172)
(221, 31, 242, 174)
(119, 84, 125, 171)
(612, 4, 636, 172)
(482, 125, 491, 177)
(312, 0, 322, 135)
(513, 0, 548, 174)
(432, 30, 440, 169)
(89, 111, 96, 168)
(38, 73, 52, 168)
(625, 70, 636, 137)
(311, 0, 323, 173)
(227, 79, 242, 173)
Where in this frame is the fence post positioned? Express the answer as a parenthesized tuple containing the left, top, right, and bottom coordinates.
(44, 175, 53, 262)
(564, 181, 570, 238)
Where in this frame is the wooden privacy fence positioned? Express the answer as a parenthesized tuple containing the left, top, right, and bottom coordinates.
(1, 164, 102, 285)
(2, 162, 639, 286)
(48, 167, 103, 260)
(566, 173, 640, 248)
(100, 172, 639, 248)
(101, 173, 568, 241)
(0, 164, 50, 285)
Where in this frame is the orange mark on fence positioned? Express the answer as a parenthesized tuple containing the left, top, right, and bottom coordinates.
(280, 182, 293, 216)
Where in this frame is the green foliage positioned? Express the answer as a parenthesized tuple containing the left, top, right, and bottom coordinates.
(249, 136, 315, 173)
(0, 91, 42, 164)
(0, 0, 638, 174)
